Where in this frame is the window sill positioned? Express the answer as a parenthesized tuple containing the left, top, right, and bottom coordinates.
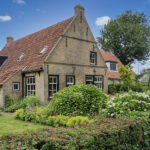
(90, 64, 97, 66)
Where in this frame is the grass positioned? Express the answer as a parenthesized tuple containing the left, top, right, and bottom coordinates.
(0, 115, 49, 136)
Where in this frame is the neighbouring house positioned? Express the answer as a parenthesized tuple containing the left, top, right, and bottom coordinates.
(100, 50, 123, 83)
(0, 5, 108, 107)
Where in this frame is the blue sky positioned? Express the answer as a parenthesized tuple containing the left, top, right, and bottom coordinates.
(0, 0, 150, 73)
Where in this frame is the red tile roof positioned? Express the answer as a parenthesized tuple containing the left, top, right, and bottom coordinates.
(100, 51, 123, 80)
(0, 17, 73, 85)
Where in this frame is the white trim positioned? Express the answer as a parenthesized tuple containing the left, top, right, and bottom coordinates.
(12, 82, 20, 91)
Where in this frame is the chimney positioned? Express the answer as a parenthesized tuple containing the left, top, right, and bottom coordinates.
(74, 5, 85, 16)
(6, 36, 14, 46)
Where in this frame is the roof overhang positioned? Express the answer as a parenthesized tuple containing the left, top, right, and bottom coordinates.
(21, 68, 43, 74)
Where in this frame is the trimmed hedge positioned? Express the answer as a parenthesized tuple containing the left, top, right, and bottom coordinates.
(15, 108, 92, 127)
(47, 84, 108, 116)
(108, 82, 148, 94)
(0, 119, 144, 150)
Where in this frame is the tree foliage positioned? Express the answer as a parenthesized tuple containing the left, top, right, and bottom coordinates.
(119, 64, 133, 85)
(97, 10, 150, 65)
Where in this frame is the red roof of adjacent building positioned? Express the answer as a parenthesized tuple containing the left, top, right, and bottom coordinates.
(100, 51, 123, 80)
(0, 17, 73, 85)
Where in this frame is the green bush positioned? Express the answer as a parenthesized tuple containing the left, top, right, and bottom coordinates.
(15, 108, 92, 127)
(5, 95, 17, 108)
(66, 116, 92, 127)
(102, 91, 150, 118)
(0, 119, 144, 150)
(4, 96, 40, 112)
(47, 84, 108, 116)
(108, 82, 148, 94)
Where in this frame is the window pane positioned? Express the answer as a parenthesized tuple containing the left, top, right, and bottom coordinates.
(48, 76, 58, 98)
(66, 76, 75, 87)
(26, 77, 35, 96)
(90, 52, 97, 65)
(110, 63, 117, 71)
(86, 75, 103, 89)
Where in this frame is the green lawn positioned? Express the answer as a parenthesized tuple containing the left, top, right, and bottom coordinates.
(0, 115, 49, 136)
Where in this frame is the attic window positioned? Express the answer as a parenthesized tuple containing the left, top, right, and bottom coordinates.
(110, 62, 117, 71)
(39, 46, 48, 55)
(18, 53, 24, 60)
(0, 56, 7, 67)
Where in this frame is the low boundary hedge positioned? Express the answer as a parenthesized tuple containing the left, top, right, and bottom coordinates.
(0, 119, 144, 150)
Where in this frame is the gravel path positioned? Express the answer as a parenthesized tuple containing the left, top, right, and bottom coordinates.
(0, 112, 14, 116)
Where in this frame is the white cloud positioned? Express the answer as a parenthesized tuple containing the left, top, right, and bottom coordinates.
(95, 16, 111, 26)
(13, 0, 25, 5)
(0, 16, 12, 22)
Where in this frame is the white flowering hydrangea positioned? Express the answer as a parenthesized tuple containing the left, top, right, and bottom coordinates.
(101, 91, 150, 118)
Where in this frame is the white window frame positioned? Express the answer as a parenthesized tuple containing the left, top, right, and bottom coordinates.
(94, 76, 103, 89)
(39, 46, 48, 55)
(90, 52, 97, 65)
(110, 62, 117, 72)
(12, 82, 20, 91)
(66, 75, 75, 87)
(26, 76, 35, 96)
(48, 75, 59, 99)
(18, 53, 24, 61)
(86, 75, 103, 89)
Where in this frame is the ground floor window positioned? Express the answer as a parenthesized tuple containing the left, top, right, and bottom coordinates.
(12, 82, 20, 91)
(86, 75, 103, 89)
(48, 75, 59, 99)
(66, 75, 75, 87)
(26, 76, 35, 96)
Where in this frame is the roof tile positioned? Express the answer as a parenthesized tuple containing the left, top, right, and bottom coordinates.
(0, 17, 73, 85)
(100, 51, 123, 80)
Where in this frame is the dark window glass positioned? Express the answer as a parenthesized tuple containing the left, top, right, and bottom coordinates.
(48, 75, 59, 99)
(85, 75, 103, 89)
(12, 83, 20, 91)
(66, 76, 75, 87)
(26, 77, 35, 96)
(110, 63, 117, 71)
(90, 52, 97, 65)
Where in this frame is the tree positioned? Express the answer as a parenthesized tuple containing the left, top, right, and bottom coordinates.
(119, 64, 133, 85)
(97, 10, 150, 65)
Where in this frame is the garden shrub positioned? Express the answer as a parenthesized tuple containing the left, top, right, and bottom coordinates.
(0, 118, 144, 150)
(108, 82, 148, 94)
(47, 84, 108, 116)
(102, 91, 150, 118)
(66, 116, 92, 127)
(4, 96, 40, 112)
(5, 95, 17, 108)
(15, 108, 92, 127)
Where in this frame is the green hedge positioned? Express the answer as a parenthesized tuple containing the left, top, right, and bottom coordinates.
(4, 96, 40, 112)
(15, 108, 92, 127)
(0, 119, 144, 150)
(47, 84, 108, 116)
(108, 82, 148, 94)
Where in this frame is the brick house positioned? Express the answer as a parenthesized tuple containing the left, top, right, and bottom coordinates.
(100, 50, 123, 83)
(0, 5, 108, 107)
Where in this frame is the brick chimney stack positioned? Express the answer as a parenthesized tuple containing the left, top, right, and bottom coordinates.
(74, 5, 85, 16)
(6, 36, 14, 46)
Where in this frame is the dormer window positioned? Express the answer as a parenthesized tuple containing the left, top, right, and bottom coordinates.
(18, 53, 24, 60)
(90, 52, 97, 65)
(0, 56, 7, 67)
(39, 46, 48, 55)
(110, 62, 117, 71)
